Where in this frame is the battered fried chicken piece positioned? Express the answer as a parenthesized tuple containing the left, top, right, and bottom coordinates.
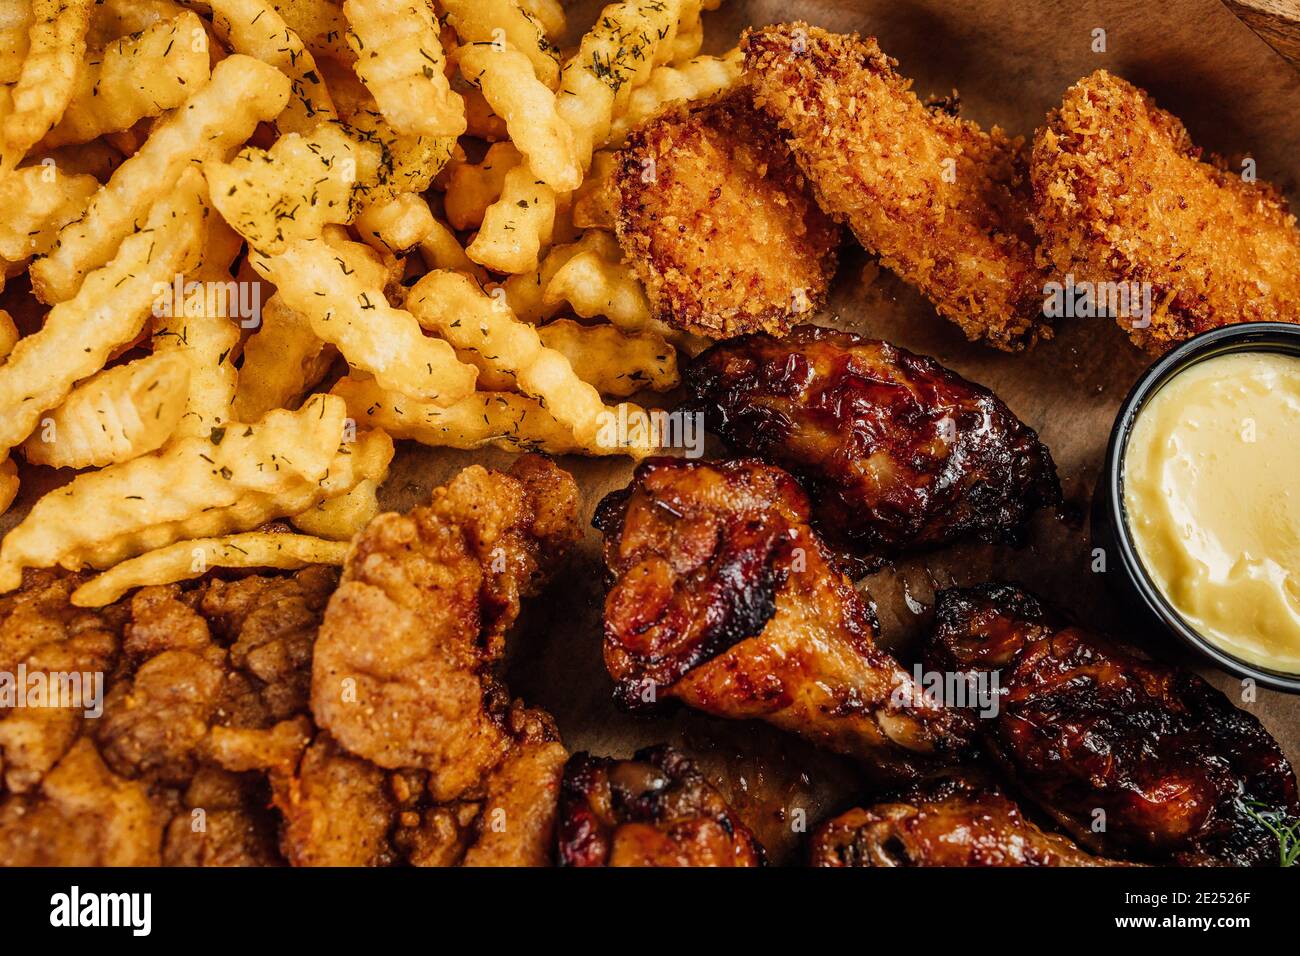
(162, 767, 283, 867)
(742, 23, 1047, 351)
(687, 326, 1060, 558)
(557, 745, 765, 867)
(595, 458, 971, 780)
(613, 90, 841, 339)
(927, 584, 1300, 866)
(0, 739, 163, 866)
(312, 455, 579, 801)
(811, 772, 1116, 867)
(1031, 70, 1300, 352)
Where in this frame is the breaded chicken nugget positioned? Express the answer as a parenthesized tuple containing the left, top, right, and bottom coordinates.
(1031, 69, 1300, 352)
(742, 23, 1047, 352)
(613, 89, 841, 339)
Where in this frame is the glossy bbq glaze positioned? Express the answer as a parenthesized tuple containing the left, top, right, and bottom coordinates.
(925, 583, 1300, 866)
(594, 458, 973, 781)
(556, 745, 765, 867)
(686, 326, 1060, 560)
(811, 772, 1120, 867)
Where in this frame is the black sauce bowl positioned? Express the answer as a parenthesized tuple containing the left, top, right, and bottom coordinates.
(1092, 321, 1300, 693)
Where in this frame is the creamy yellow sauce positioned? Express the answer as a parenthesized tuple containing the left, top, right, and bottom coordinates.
(1123, 351, 1300, 674)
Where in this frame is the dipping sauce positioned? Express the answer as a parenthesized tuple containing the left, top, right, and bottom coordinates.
(1123, 351, 1300, 674)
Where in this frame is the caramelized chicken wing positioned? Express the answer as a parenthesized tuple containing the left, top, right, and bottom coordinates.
(811, 772, 1117, 867)
(595, 458, 971, 780)
(926, 584, 1300, 866)
(614, 90, 841, 339)
(686, 326, 1060, 558)
(557, 745, 764, 867)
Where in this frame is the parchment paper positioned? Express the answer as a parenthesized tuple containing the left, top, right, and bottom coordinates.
(5, 0, 1299, 864)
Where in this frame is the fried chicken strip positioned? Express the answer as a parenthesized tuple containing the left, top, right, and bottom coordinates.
(811, 772, 1118, 867)
(595, 458, 971, 781)
(687, 325, 1060, 558)
(742, 23, 1047, 351)
(1031, 70, 1300, 352)
(927, 584, 1300, 866)
(557, 745, 765, 867)
(613, 90, 841, 339)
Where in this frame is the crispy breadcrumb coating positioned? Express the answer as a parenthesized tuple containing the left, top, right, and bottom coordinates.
(742, 23, 1047, 352)
(1031, 69, 1300, 352)
(613, 89, 841, 339)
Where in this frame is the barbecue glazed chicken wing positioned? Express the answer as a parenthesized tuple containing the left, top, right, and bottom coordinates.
(811, 772, 1118, 867)
(687, 326, 1060, 559)
(557, 745, 765, 866)
(927, 584, 1300, 866)
(595, 458, 972, 781)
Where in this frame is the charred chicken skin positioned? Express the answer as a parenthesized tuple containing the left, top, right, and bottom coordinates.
(557, 745, 765, 867)
(811, 772, 1118, 867)
(926, 584, 1300, 866)
(686, 326, 1060, 558)
(594, 458, 972, 780)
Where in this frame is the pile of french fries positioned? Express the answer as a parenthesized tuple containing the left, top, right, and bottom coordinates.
(0, 0, 738, 606)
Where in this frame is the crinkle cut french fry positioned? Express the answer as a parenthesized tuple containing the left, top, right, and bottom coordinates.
(519, 0, 564, 40)
(343, 0, 464, 138)
(537, 318, 679, 396)
(0, 163, 98, 261)
(0, 173, 205, 456)
(334, 374, 590, 455)
(30, 54, 290, 303)
(22, 351, 191, 468)
(86, 0, 186, 47)
(571, 150, 616, 229)
(354, 192, 435, 255)
(289, 476, 380, 540)
(210, 0, 335, 134)
(267, 0, 352, 62)
(254, 237, 477, 404)
(406, 269, 652, 451)
(501, 229, 620, 322)
(232, 293, 331, 423)
(543, 247, 656, 331)
(152, 201, 244, 438)
(0, 308, 17, 360)
(467, 164, 555, 273)
(418, 214, 487, 282)
(457, 42, 581, 191)
(0, 1, 32, 84)
(0, 455, 17, 517)
(443, 140, 520, 230)
(440, 0, 559, 89)
(41, 11, 213, 149)
(0, 393, 352, 591)
(3, 0, 94, 163)
(70, 532, 350, 607)
(347, 101, 456, 206)
(205, 121, 374, 255)
(556, 0, 691, 165)
(608, 49, 742, 144)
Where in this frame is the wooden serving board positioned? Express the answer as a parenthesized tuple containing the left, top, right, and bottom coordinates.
(3, 0, 1298, 864)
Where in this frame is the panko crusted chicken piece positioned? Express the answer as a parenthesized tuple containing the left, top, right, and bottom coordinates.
(300, 455, 580, 866)
(613, 90, 841, 339)
(1031, 70, 1300, 352)
(595, 458, 971, 781)
(927, 584, 1300, 866)
(0, 565, 339, 866)
(742, 24, 1047, 351)
(687, 325, 1060, 558)
(811, 772, 1118, 867)
(557, 746, 765, 867)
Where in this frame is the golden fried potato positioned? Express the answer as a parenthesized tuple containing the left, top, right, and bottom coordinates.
(614, 90, 841, 339)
